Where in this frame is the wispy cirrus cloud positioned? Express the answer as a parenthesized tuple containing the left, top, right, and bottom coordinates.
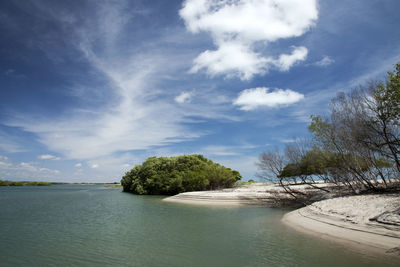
(180, 0, 318, 80)
(3, 1, 206, 160)
(314, 55, 334, 67)
(175, 91, 194, 104)
(199, 144, 258, 157)
(0, 129, 26, 153)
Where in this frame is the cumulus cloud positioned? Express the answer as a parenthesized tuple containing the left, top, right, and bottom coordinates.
(180, 0, 318, 79)
(234, 87, 304, 110)
(74, 163, 82, 168)
(276, 46, 308, 71)
(190, 42, 268, 80)
(175, 91, 193, 103)
(0, 158, 60, 180)
(38, 154, 61, 160)
(314, 55, 335, 67)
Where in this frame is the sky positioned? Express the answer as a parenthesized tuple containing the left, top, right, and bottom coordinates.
(1, 0, 400, 182)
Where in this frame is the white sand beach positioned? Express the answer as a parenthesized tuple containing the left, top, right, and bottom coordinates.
(163, 182, 334, 206)
(282, 194, 400, 255)
(163, 183, 297, 206)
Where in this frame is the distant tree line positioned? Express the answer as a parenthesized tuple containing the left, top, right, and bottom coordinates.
(0, 180, 52, 186)
(258, 62, 400, 199)
(121, 154, 242, 195)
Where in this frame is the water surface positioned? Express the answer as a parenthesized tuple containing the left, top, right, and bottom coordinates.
(0, 185, 397, 266)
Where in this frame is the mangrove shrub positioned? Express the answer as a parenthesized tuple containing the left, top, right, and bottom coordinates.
(121, 154, 242, 195)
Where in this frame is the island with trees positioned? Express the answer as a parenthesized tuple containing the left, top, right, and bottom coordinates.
(121, 154, 241, 195)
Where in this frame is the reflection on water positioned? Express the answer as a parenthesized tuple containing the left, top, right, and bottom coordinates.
(0, 185, 397, 266)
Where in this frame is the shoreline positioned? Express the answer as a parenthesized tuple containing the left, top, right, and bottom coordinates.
(282, 194, 400, 257)
(164, 184, 400, 256)
(282, 206, 400, 257)
(162, 182, 313, 206)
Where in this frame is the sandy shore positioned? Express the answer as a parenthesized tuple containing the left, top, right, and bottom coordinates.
(163, 183, 301, 206)
(282, 194, 400, 256)
(164, 183, 400, 255)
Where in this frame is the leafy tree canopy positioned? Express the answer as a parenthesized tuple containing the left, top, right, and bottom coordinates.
(121, 155, 242, 195)
(278, 150, 391, 179)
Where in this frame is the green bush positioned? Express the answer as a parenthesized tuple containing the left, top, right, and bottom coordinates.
(121, 155, 242, 195)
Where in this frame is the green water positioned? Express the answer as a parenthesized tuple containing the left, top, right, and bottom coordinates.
(0, 185, 397, 266)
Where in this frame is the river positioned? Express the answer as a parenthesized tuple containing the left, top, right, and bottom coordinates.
(0, 185, 397, 266)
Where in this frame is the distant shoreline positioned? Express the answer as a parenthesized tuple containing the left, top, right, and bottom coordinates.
(0, 181, 122, 187)
(0, 180, 51, 186)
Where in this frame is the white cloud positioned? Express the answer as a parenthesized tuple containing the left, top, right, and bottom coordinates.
(280, 138, 296, 143)
(38, 154, 61, 160)
(74, 163, 82, 168)
(234, 87, 304, 110)
(180, 0, 318, 79)
(90, 163, 99, 169)
(190, 41, 268, 80)
(175, 91, 193, 103)
(276, 46, 308, 71)
(201, 145, 240, 156)
(199, 144, 258, 157)
(314, 55, 335, 67)
(0, 159, 60, 180)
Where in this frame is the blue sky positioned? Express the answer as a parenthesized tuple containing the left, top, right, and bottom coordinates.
(1, 0, 399, 182)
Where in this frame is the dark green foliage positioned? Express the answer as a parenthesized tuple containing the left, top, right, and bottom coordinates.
(278, 150, 391, 178)
(121, 155, 242, 195)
